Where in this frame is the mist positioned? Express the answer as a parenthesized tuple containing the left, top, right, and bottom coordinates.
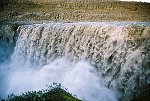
(0, 21, 149, 101)
(0, 58, 118, 101)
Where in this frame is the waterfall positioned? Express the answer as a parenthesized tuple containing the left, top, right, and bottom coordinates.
(0, 22, 150, 101)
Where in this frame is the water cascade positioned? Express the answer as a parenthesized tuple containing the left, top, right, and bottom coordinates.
(0, 22, 150, 101)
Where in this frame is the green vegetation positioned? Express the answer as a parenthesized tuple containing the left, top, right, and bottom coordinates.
(0, 0, 150, 22)
(1, 83, 81, 101)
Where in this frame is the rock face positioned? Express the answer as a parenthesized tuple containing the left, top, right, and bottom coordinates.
(0, 24, 19, 64)
(10, 22, 150, 100)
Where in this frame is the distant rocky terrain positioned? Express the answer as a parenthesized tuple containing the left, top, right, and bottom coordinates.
(0, 0, 150, 101)
(0, 0, 150, 22)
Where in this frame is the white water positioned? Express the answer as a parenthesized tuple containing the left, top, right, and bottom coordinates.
(0, 58, 118, 101)
(0, 22, 149, 101)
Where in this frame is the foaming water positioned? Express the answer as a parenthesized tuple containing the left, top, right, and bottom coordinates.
(0, 58, 118, 101)
(0, 22, 149, 101)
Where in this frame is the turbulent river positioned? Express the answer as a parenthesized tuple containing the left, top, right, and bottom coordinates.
(0, 22, 150, 101)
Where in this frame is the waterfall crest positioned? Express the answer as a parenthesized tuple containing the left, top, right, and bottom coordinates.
(1, 22, 150, 101)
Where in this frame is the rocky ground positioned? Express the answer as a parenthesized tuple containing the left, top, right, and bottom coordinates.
(0, 0, 150, 101)
(0, 0, 150, 22)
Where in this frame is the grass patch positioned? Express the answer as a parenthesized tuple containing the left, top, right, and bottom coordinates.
(1, 83, 81, 101)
